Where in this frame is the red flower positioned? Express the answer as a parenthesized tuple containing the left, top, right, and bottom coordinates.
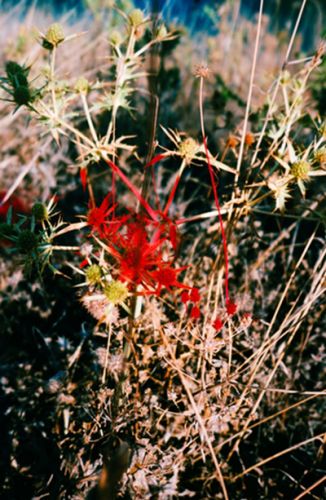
(213, 317, 223, 332)
(181, 291, 190, 303)
(190, 305, 201, 319)
(151, 264, 188, 295)
(226, 300, 237, 316)
(87, 194, 117, 237)
(190, 288, 200, 302)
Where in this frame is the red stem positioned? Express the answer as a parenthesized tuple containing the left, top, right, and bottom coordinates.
(105, 158, 159, 222)
(203, 137, 229, 303)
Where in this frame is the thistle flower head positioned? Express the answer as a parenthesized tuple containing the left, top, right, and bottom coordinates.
(129, 9, 144, 27)
(85, 264, 102, 285)
(104, 280, 129, 305)
(290, 160, 311, 180)
(109, 30, 123, 47)
(43, 23, 65, 50)
(74, 76, 90, 94)
(179, 137, 198, 163)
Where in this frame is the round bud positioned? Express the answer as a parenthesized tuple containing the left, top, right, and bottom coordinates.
(32, 202, 48, 222)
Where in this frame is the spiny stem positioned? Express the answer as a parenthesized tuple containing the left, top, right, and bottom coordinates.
(81, 93, 98, 145)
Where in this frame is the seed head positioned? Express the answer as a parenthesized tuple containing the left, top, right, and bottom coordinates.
(104, 280, 128, 305)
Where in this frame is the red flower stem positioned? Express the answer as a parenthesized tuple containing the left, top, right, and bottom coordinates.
(199, 76, 230, 304)
(145, 153, 167, 168)
(163, 174, 181, 216)
(104, 158, 159, 222)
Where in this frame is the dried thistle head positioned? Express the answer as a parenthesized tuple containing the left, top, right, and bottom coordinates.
(178, 137, 199, 163)
(194, 64, 210, 79)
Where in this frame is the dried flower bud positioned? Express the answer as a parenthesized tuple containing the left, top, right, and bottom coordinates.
(32, 202, 48, 222)
(129, 9, 144, 27)
(290, 160, 311, 180)
(86, 264, 102, 285)
(109, 30, 123, 47)
(43, 23, 65, 50)
(194, 64, 210, 79)
(245, 132, 255, 147)
(313, 147, 326, 168)
(17, 229, 38, 253)
(280, 70, 291, 85)
(104, 280, 128, 305)
(156, 24, 167, 38)
(179, 137, 198, 162)
(227, 135, 238, 148)
(74, 76, 90, 94)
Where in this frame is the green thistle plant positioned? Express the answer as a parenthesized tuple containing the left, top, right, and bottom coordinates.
(17, 229, 39, 254)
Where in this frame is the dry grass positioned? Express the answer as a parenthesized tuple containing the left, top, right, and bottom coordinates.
(0, 1, 325, 499)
